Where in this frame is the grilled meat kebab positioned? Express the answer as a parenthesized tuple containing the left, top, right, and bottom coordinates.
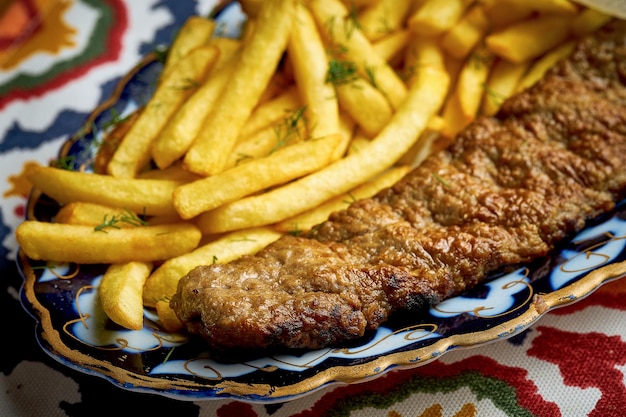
(170, 20, 626, 352)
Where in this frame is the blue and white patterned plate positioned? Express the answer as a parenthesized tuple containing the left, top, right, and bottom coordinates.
(16, 4, 626, 404)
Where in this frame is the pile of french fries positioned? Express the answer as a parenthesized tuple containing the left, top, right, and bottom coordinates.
(16, 0, 612, 332)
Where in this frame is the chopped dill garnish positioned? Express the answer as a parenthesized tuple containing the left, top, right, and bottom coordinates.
(482, 82, 506, 107)
(288, 223, 302, 236)
(364, 65, 378, 89)
(432, 173, 450, 188)
(94, 208, 147, 233)
(101, 108, 131, 132)
(162, 347, 175, 364)
(52, 155, 76, 170)
(170, 77, 202, 91)
(271, 106, 308, 153)
(94, 214, 121, 232)
(235, 153, 253, 165)
(345, 3, 361, 39)
(212, 255, 218, 264)
(342, 192, 358, 205)
(153, 45, 169, 64)
(325, 59, 359, 86)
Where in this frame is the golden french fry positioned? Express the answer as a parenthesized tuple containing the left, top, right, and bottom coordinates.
(440, 93, 466, 140)
(516, 41, 576, 93)
(183, 0, 296, 176)
(408, 0, 472, 37)
(336, 76, 394, 137)
(571, 7, 612, 37)
(442, 46, 494, 137)
(275, 165, 411, 233)
(16, 221, 201, 264)
(156, 300, 183, 332)
(150, 43, 241, 170)
(403, 36, 446, 86)
(331, 112, 357, 161)
(160, 16, 216, 80)
(94, 110, 140, 175)
(373, 30, 411, 63)
(238, 0, 263, 18)
(482, 58, 531, 116)
(309, 0, 407, 110)
(28, 166, 181, 216)
(227, 125, 293, 169)
(340, 0, 379, 8)
(55, 202, 140, 227)
(485, 15, 572, 63)
(196, 66, 450, 234)
(108, 46, 219, 177)
(174, 134, 342, 219)
(502, 0, 579, 15)
(238, 86, 301, 139)
(484, 0, 533, 30)
(457, 47, 494, 119)
(397, 126, 443, 167)
(347, 135, 371, 156)
(441, 4, 490, 59)
(143, 226, 282, 306)
(100, 262, 153, 330)
(136, 162, 202, 183)
(288, 3, 340, 138)
(358, 0, 414, 41)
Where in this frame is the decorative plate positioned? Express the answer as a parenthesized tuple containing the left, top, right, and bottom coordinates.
(17, 3, 626, 404)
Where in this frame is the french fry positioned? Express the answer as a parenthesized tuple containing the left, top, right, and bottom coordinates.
(332, 112, 358, 161)
(100, 262, 153, 330)
(501, 0, 579, 15)
(441, 4, 490, 59)
(55, 202, 140, 227)
(16, 221, 201, 264)
(238, 86, 301, 139)
(441, 46, 494, 137)
(339, 0, 380, 8)
(403, 36, 446, 86)
(136, 162, 202, 183)
(108, 46, 219, 177)
(483, 0, 533, 30)
(150, 48, 237, 170)
(373, 30, 411, 63)
(143, 226, 282, 307)
(457, 47, 494, 120)
(156, 300, 183, 332)
(174, 134, 342, 219)
(336, 76, 394, 137)
(481, 58, 530, 116)
(408, 0, 472, 37)
(275, 165, 412, 233)
(485, 15, 572, 63)
(160, 16, 216, 80)
(516, 41, 576, 93)
(309, 0, 407, 110)
(347, 135, 371, 155)
(28, 166, 182, 216)
(358, 0, 414, 41)
(571, 7, 612, 37)
(288, 3, 340, 139)
(183, 0, 296, 176)
(196, 65, 450, 234)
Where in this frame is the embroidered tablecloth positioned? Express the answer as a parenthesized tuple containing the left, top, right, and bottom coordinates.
(2, 1, 626, 416)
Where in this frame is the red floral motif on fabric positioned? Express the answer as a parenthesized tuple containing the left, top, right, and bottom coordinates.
(529, 326, 626, 416)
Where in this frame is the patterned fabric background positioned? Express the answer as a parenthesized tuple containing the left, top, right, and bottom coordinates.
(2, 1, 626, 416)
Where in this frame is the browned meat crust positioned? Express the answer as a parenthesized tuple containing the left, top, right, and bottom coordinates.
(170, 20, 626, 352)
